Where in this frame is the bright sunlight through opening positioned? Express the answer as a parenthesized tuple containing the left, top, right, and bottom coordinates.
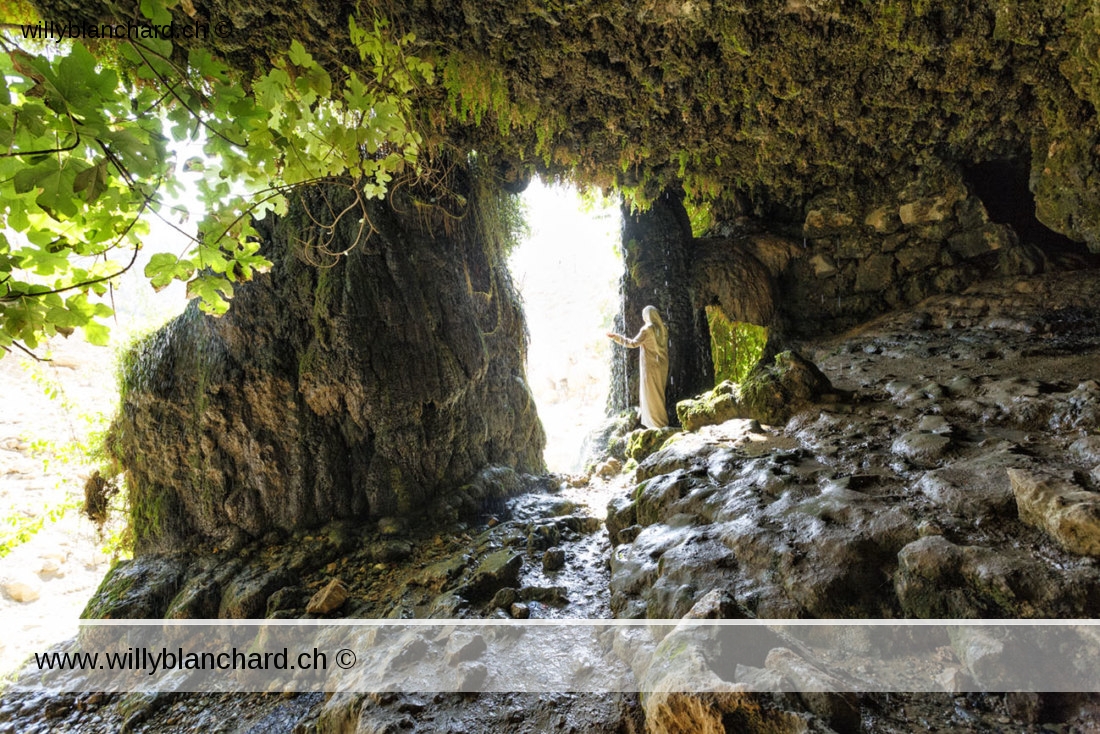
(510, 179, 623, 473)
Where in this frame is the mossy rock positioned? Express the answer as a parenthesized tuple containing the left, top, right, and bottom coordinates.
(676, 352, 838, 430)
(738, 351, 837, 426)
(625, 427, 681, 463)
(81, 556, 189, 620)
(676, 381, 743, 432)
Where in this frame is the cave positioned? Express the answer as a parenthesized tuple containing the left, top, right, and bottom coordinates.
(963, 158, 1086, 259)
(7, 1, 1100, 732)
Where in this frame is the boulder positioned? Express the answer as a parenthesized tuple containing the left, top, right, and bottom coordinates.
(676, 351, 838, 430)
(462, 550, 523, 599)
(1009, 469, 1100, 555)
(306, 578, 348, 614)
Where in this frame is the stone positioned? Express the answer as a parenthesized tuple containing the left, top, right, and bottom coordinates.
(542, 548, 566, 572)
(1004, 692, 1041, 724)
(82, 556, 189, 619)
(682, 588, 749, 619)
(444, 633, 487, 665)
(899, 196, 952, 226)
(526, 523, 561, 552)
(625, 428, 679, 462)
(804, 206, 855, 237)
(733, 665, 787, 692)
(306, 578, 348, 614)
(916, 415, 952, 434)
(947, 223, 1014, 259)
(737, 351, 838, 426)
(764, 648, 861, 732)
(853, 252, 896, 293)
(895, 244, 939, 274)
(1008, 469, 1100, 555)
(376, 517, 405, 536)
(916, 460, 1015, 518)
(519, 585, 568, 604)
(809, 253, 838, 278)
(489, 587, 518, 610)
(509, 602, 530, 618)
(367, 540, 413, 563)
(454, 662, 488, 690)
(595, 458, 622, 479)
(1, 574, 41, 603)
(891, 430, 952, 467)
(677, 352, 837, 431)
(948, 626, 1012, 689)
(936, 667, 969, 693)
(998, 242, 1048, 276)
(410, 554, 470, 592)
(1070, 436, 1100, 465)
(266, 586, 308, 616)
(895, 534, 1100, 618)
(37, 556, 63, 577)
(865, 206, 900, 234)
(464, 550, 523, 599)
(605, 496, 637, 545)
(220, 567, 293, 618)
(676, 381, 742, 432)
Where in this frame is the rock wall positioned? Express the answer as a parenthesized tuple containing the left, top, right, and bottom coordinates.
(653, 161, 1100, 356)
(111, 169, 545, 553)
(773, 159, 1087, 337)
(609, 190, 713, 418)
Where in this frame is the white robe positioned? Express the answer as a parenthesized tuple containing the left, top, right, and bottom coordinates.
(612, 324, 669, 428)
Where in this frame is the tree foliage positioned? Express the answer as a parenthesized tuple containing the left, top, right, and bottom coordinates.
(0, 0, 434, 358)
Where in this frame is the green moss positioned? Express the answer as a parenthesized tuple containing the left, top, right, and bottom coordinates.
(705, 306, 768, 385)
(129, 487, 171, 547)
(675, 381, 743, 432)
(625, 427, 679, 463)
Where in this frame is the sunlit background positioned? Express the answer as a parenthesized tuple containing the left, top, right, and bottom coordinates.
(511, 179, 622, 473)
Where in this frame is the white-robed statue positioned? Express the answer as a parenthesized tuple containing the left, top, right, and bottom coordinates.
(607, 305, 670, 428)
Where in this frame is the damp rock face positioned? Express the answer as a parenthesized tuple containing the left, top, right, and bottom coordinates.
(609, 270, 1100, 622)
(111, 170, 545, 552)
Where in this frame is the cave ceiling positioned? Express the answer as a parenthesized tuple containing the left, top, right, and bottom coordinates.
(37, 0, 1100, 230)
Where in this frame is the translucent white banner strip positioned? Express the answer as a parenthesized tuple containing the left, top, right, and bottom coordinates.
(10, 620, 1100, 694)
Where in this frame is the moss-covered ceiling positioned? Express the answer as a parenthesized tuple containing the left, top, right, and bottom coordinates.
(36, 0, 1100, 244)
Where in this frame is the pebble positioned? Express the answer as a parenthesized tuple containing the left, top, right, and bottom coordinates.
(2, 574, 42, 603)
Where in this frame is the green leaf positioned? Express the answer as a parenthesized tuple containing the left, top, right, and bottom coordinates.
(13, 160, 57, 195)
(288, 40, 313, 68)
(186, 274, 233, 314)
(72, 159, 109, 204)
(144, 252, 195, 290)
(82, 321, 110, 346)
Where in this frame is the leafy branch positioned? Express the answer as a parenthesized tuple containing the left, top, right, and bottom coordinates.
(0, 1, 436, 357)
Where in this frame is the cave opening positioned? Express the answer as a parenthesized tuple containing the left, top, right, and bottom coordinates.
(510, 179, 623, 472)
(705, 305, 768, 385)
(962, 158, 1083, 256)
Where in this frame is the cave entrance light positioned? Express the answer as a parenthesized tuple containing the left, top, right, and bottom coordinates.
(510, 178, 622, 473)
(705, 305, 767, 385)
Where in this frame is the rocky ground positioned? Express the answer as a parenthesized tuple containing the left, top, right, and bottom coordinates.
(4, 267, 1100, 732)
